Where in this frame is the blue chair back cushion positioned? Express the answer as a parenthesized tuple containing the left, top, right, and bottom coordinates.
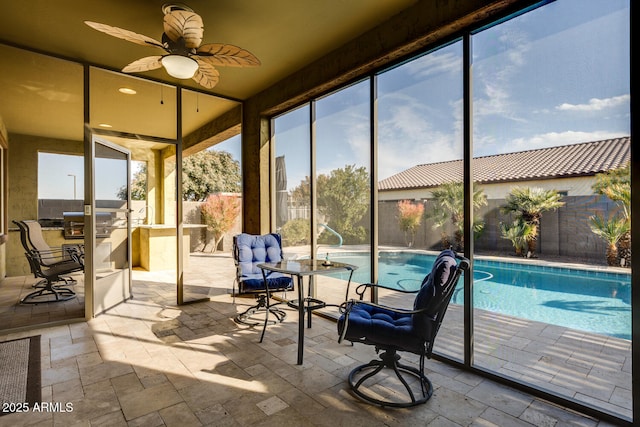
(235, 233, 293, 292)
(412, 249, 458, 335)
(338, 249, 458, 354)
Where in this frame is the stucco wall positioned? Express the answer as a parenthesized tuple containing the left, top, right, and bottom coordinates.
(379, 195, 615, 263)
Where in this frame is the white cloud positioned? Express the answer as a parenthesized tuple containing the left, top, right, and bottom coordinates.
(473, 27, 531, 125)
(556, 94, 630, 112)
(376, 95, 461, 179)
(503, 130, 629, 153)
(404, 50, 461, 79)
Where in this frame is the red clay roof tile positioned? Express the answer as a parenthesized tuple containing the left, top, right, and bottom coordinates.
(378, 137, 630, 191)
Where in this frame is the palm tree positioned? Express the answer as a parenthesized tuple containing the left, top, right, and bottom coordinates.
(429, 181, 487, 251)
(592, 165, 631, 266)
(500, 220, 534, 256)
(589, 214, 629, 266)
(606, 183, 631, 266)
(500, 187, 564, 257)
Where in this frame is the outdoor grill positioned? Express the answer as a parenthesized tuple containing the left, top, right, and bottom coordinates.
(63, 212, 112, 239)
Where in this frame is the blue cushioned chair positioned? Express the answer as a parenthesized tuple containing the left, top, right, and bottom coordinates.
(233, 233, 293, 341)
(337, 249, 469, 407)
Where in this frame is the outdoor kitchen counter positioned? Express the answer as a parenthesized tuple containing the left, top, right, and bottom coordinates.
(136, 224, 205, 271)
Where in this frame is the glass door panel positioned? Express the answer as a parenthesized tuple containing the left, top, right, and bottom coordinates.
(274, 105, 311, 260)
(180, 90, 242, 303)
(90, 67, 178, 306)
(377, 41, 464, 361)
(314, 81, 372, 313)
(0, 45, 85, 329)
(91, 138, 131, 315)
(471, 0, 631, 419)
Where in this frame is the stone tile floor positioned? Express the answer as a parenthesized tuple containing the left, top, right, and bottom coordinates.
(0, 273, 84, 329)
(0, 253, 626, 426)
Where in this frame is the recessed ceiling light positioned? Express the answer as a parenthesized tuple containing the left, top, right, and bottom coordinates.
(118, 87, 137, 95)
(98, 123, 112, 128)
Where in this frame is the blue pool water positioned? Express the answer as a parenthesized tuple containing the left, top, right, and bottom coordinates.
(327, 252, 631, 340)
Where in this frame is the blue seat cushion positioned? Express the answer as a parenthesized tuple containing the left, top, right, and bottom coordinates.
(239, 273, 292, 292)
(338, 304, 425, 353)
(235, 233, 293, 293)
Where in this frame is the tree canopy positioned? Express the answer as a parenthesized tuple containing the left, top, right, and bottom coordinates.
(397, 200, 424, 247)
(120, 163, 148, 201)
(318, 165, 370, 243)
(119, 150, 241, 201)
(290, 164, 370, 244)
(183, 151, 242, 201)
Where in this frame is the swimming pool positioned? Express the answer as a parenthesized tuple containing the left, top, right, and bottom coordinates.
(326, 251, 631, 340)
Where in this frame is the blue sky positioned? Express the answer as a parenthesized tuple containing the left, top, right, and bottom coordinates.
(276, 0, 630, 187)
(41, 0, 629, 198)
(39, 135, 242, 200)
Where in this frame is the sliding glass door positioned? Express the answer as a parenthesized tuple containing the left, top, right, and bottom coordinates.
(270, 0, 631, 421)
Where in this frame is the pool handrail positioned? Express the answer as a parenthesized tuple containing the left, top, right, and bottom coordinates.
(318, 223, 343, 247)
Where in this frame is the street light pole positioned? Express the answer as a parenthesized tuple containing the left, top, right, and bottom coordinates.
(67, 174, 76, 199)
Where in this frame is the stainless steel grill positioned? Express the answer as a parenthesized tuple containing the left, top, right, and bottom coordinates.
(63, 212, 112, 239)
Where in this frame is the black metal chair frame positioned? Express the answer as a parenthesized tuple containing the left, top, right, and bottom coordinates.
(13, 220, 83, 304)
(20, 250, 78, 303)
(338, 253, 469, 408)
(232, 234, 292, 342)
(19, 220, 84, 266)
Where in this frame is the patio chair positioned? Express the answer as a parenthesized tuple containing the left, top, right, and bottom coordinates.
(14, 220, 84, 287)
(13, 220, 83, 303)
(232, 233, 293, 341)
(337, 249, 469, 407)
(17, 220, 84, 268)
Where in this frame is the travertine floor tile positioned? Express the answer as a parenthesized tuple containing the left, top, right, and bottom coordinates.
(0, 254, 627, 426)
(256, 395, 289, 416)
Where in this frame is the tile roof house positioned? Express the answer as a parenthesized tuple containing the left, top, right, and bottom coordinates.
(377, 137, 630, 263)
(378, 137, 630, 200)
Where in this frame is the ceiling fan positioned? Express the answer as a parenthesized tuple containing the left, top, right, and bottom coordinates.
(85, 3, 260, 89)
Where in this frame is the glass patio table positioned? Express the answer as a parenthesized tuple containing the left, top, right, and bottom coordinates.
(257, 258, 357, 365)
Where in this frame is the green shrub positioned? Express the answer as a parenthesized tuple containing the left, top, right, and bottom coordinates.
(281, 219, 310, 246)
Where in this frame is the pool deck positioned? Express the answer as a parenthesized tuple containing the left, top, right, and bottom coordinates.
(172, 251, 633, 421)
(0, 247, 630, 423)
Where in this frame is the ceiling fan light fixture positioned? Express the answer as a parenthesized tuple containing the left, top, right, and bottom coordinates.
(161, 55, 198, 79)
(86, 5, 260, 89)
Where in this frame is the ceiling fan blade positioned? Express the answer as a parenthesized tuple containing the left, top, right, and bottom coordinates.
(163, 10, 203, 49)
(192, 60, 220, 89)
(122, 56, 163, 73)
(85, 21, 163, 49)
(196, 44, 261, 67)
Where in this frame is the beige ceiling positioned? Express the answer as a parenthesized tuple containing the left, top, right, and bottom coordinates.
(0, 0, 417, 144)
